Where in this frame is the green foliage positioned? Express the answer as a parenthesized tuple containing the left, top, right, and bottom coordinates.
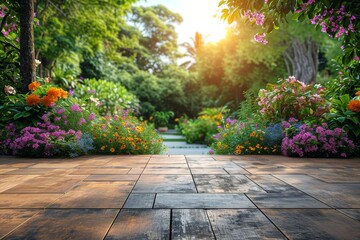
(237, 88, 262, 121)
(181, 108, 225, 145)
(324, 94, 360, 143)
(75, 79, 139, 116)
(152, 111, 174, 127)
(0, 94, 44, 129)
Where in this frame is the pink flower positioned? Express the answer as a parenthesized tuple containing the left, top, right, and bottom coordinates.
(77, 118, 87, 125)
(254, 33, 268, 44)
(354, 55, 359, 61)
(88, 113, 96, 121)
(70, 104, 82, 112)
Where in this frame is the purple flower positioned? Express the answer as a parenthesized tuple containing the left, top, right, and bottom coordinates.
(282, 121, 290, 129)
(70, 104, 82, 112)
(88, 113, 96, 121)
(77, 118, 87, 125)
(87, 89, 96, 94)
(57, 108, 65, 114)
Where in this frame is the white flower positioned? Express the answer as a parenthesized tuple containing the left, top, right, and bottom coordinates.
(35, 59, 41, 67)
(4, 85, 16, 95)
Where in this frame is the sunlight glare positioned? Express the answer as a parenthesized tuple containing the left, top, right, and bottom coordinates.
(176, 0, 228, 44)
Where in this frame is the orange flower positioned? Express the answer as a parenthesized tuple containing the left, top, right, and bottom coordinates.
(110, 148, 115, 153)
(46, 87, 61, 100)
(347, 100, 360, 112)
(25, 94, 41, 106)
(28, 81, 41, 91)
(59, 89, 68, 98)
(41, 95, 56, 107)
(356, 91, 360, 96)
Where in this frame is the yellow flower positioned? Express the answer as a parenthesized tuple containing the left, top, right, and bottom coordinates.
(120, 145, 126, 150)
(101, 146, 106, 151)
(256, 144, 261, 149)
(110, 148, 115, 153)
(249, 131, 257, 137)
(249, 147, 255, 151)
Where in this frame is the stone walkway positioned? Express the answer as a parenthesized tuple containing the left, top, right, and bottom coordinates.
(0, 155, 360, 239)
(161, 130, 211, 155)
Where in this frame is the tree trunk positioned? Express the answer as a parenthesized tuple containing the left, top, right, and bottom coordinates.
(20, 0, 36, 92)
(283, 37, 319, 84)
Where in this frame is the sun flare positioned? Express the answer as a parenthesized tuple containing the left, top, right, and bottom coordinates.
(176, 0, 228, 44)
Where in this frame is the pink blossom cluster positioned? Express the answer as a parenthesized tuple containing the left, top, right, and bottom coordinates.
(2, 120, 82, 157)
(50, 106, 96, 127)
(0, 5, 18, 38)
(244, 10, 265, 26)
(282, 121, 355, 158)
(258, 76, 328, 121)
(254, 33, 268, 44)
(308, 5, 356, 38)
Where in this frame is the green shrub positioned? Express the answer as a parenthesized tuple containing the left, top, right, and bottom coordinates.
(75, 79, 139, 116)
(181, 107, 225, 145)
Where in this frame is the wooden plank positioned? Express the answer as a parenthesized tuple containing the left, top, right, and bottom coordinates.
(123, 194, 156, 208)
(172, 209, 215, 240)
(155, 193, 255, 209)
(207, 209, 285, 239)
(263, 209, 360, 240)
(193, 175, 265, 193)
(0, 209, 38, 238)
(5, 209, 118, 240)
(106, 209, 170, 240)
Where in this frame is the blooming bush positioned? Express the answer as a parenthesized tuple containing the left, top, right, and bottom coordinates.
(211, 120, 280, 155)
(180, 108, 225, 145)
(258, 76, 329, 122)
(282, 120, 356, 158)
(0, 121, 93, 158)
(91, 111, 163, 154)
(75, 79, 139, 116)
(325, 91, 360, 145)
(0, 80, 163, 157)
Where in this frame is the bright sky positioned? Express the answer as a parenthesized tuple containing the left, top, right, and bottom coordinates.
(139, 0, 228, 44)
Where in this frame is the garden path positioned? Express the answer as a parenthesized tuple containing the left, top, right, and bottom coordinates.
(161, 129, 211, 155)
(0, 154, 360, 239)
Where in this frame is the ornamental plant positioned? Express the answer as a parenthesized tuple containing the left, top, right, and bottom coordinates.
(75, 79, 139, 116)
(91, 110, 163, 154)
(258, 76, 329, 122)
(181, 107, 226, 145)
(152, 111, 174, 128)
(211, 119, 280, 155)
(0, 121, 93, 158)
(282, 120, 356, 158)
(324, 92, 360, 144)
(0, 81, 68, 129)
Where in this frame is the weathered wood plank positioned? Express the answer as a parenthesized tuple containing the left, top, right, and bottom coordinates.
(106, 209, 170, 240)
(172, 209, 215, 240)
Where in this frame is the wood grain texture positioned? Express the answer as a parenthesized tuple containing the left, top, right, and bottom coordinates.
(106, 209, 170, 240)
(172, 209, 215, 240)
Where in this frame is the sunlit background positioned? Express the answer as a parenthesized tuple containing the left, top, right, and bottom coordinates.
(140, 0, 228, 44)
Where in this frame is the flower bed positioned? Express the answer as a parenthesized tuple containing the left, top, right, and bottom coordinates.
(0, 81, 163, 157)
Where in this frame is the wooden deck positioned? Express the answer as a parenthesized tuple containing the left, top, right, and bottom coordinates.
(0, 155, 359, 239)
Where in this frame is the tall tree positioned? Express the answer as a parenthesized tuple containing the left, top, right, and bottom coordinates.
(20, 0, 35, 91)
(180, 31, 205, 70)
